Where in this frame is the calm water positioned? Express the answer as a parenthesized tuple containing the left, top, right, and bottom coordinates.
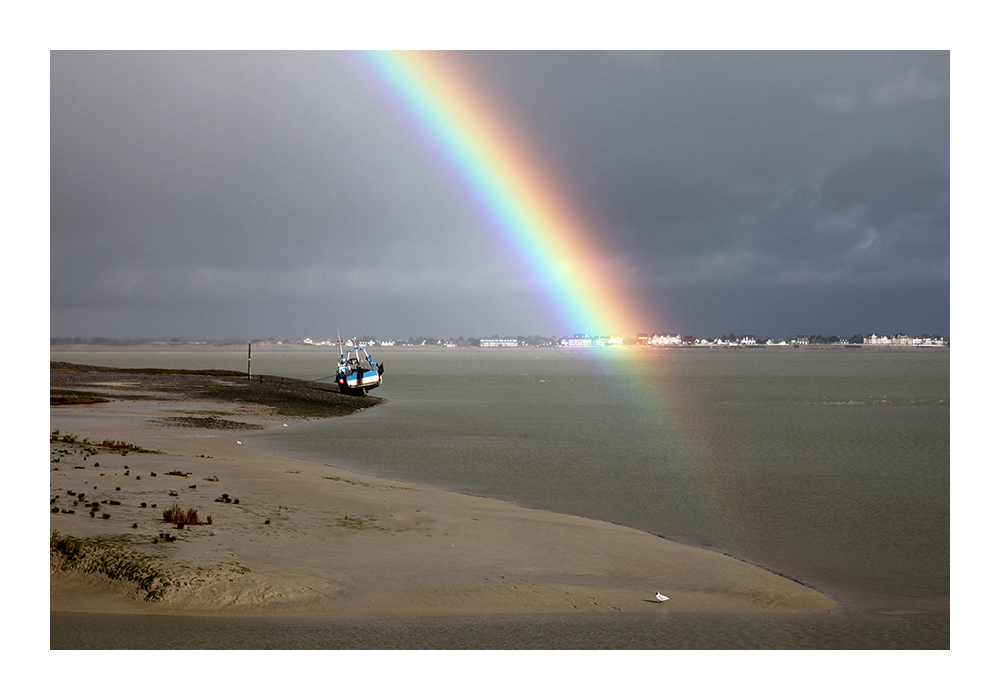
(50, 345, 949, 648)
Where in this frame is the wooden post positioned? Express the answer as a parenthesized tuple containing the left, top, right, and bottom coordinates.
(247, 343, 252, 380)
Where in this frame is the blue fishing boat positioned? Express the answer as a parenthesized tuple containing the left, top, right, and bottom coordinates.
(335, 341, 384, 395)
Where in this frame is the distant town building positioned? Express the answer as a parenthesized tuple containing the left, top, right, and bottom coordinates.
(561, 334, 593, 347)
(480, 337, 519, 348)
(864, 334, 947, 347)
(559, 334, 623, 347)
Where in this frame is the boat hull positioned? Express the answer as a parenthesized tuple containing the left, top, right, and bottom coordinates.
(338, 371, 381, 395)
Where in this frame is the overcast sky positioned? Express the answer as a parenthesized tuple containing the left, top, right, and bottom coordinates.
(50, 50, 949, 340)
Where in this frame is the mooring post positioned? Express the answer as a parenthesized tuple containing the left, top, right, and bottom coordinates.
(247, 343, 252, 381)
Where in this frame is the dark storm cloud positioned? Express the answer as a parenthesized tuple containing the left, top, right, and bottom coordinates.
(50, 50, 949, 340)
(487, 51, 949, 336)
(450, 51, 947, 300)
(820, 145, 949, 258)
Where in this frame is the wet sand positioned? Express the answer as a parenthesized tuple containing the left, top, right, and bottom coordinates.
(49, 366, 835, 618)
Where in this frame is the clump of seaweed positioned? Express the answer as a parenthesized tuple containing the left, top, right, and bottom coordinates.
(50, 531, 171, 600)
(50, 430, 81, 444)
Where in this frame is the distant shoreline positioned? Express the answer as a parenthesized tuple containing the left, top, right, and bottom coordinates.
(50, 341, 948, 350)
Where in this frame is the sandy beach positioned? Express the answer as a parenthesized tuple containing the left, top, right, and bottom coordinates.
(50, 364, 835, 618)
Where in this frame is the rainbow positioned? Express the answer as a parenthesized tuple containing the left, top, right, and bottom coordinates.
(346, 51, 758, 593)
(349, 50, 653, 339)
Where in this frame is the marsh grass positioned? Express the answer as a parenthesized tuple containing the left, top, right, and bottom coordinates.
(50, 430, 157, 454)
(50, 531, 171, 600)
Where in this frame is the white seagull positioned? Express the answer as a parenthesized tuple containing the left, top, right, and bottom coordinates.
(655, 592, 670, 602)
(236, 440, 242, 445)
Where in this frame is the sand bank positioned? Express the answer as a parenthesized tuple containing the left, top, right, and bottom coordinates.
(50, 366, 835, 617)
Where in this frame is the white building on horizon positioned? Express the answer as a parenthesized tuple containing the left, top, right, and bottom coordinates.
(480, 337, 519, 348)
(649, 334, 682, 346)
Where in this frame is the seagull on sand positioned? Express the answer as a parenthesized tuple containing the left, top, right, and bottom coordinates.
(236, 440, 242, 445)
(655, 592, 670, 602)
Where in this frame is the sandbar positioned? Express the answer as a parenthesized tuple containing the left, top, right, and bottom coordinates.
(49, 365, 835, 618)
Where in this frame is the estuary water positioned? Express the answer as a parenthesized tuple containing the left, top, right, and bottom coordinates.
(49, 344, 949, 649)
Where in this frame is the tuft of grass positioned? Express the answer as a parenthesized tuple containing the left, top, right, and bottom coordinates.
(161, 505, 204, 525)
(51, 530, 89, 564)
